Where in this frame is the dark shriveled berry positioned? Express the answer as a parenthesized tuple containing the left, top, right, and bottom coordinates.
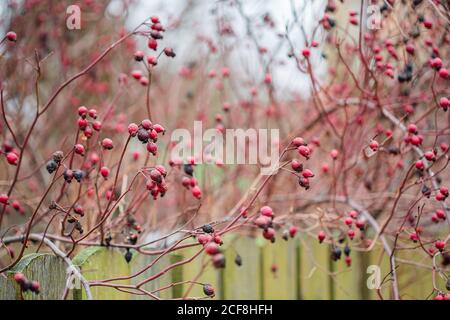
(234, 254, 242, 267)
(212, 253, 226, 268)
(64, 169, 74, 183)
(46, 160, 58, 174)
(137, 128, 150, 143)
(124, 249, 133, 263)
(73, 170, 84, 183)
(202, 224, 214, 234)
(52, 151, 64, 164)
(183, 164, 194, 176)
(203, 284, 215, 296)
(344, 244, 351, 256)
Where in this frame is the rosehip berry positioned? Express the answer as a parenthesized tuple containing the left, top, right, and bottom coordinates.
(260, 206, 274, 218)
(131, 70, 142, 80)
(92, 120, 102, 131)
(440, 187, 449, 197)
(192, 186, 202, 199)
(298, 145, 311, 159)
(101, 138, 113, 150)
(139, 77, 149, 86)
(146, 142, 158, 155)
(407, 123, 418, 134)
(436, 192, 446, 201)
(13, 272, 25, 284)
(302, 48, 310, 58)
(439, 97, 449, 110)
(128, 123, 139, 136)
(369, 140, 379, 151)
(141, 119, 153, 130)
(77, 117, 88, 130)
(205, 242, 220, 255)
(163, 47, 176, 58)
(292, 137, 305, 147)
(347, 229, 355, 240)
(263, 227, 275, 240)
(0, 194, 8, 204)
(255, 215, 271, 229)
(409, 232, 418, 242)
(355, 219, 365, 230)
(6, 152, 18, 165)
(415, 160, 425, 170)
(436, 209, 446, 220)
(345, 255, 352, 267)
(344, 217, 353, 226)
(6, 31, 17, 42)
(153, 124, 165, 134)
(318, 230, 326, 243)
(302, 169, 314, 178)
(147, 55, 157, 66)
(435, 240, 445, 251)
(424, 151, 436, 161)
(197, 234, 212, 245)
(439, 68, 449, 79)
(74, 204, 84, 216)
(100, 166, 109, 179)
(134, 50, 144, 61)
(291, 159, 303, 172)
(330, 149, 339, 160)
(203, 284, 215, 296)
(78, 106, 88, 117)
(148, 38, 157, 50)
(349, 210, 358, 219)
(74, 144, 85, 155)
(288, 225, 298, 238)
(212, 253, 226, 268)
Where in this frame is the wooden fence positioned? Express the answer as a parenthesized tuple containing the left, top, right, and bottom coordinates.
(0, 234, 440, 300)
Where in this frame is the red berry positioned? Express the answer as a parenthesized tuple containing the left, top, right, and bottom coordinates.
(101, 138, 113, 150)
(147, 55, 157, 66)
(298, 145, 311, 159)
(435, 192, 446, 201)
(6, 152, 18, 165)
(134, 50, 144, 61)
(435, 240, 445, 251)
(263, 227, 275, 240)
(128, 123, 139, 136)
(289, 225, 298, 237)
(88, 109, 97, 118)
(355, 219, 365, 230)
(302, 48, 311, 58)
(141, 119, 153, 130)
(424, 151, 436, 161)
(74, 204, 84, 216)
(78, 106, 88, 117)
(6, 31, 17, 42)
(205, 242, 219, 255)
(291, 159, 303, 172)
(255, 215, 271, 229)
(344, 217, 353, 226)
(302, 169, 314, 178)
(260, 206, 274, 218)
(163, 47, 176, 58)
(0, 194, 8, 204)
(148, 38, 157, 50)
(74, 144, 85, 155)
(439, 68, 449, 79)
(146, 142, 158, 155)
(347, 229, 355, 240)
(197, 234, 212, 245)
(203, 284, 215, 296)
(369, 140, 379, 151)
(415, 160, 424, 170)
(100, 166, 109, 178)
(153, 124, 165, 134)
(192, 186, 202, 199)
(318, 230, 326, 243)
(345, 255, 352, 267)
(439, 186, 449, 197)
(292, 137, 305, 147)
(330, 149, 339, 160)
(131, 70, 142, 80)
(77, 118, 88, 130)
(436, 209, 446, 220)
(13, 272, 25, 284)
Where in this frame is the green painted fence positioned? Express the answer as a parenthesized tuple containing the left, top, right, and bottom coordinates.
(0, 234, 443, 300)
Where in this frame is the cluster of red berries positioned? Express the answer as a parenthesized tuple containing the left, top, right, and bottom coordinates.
(0, 193, 25, 215)
(293, 137, 319, 190)
(343, 210, 365, 241)
(130, 16, 175, 86)
(254, 206, 278, 243)
(77, 106, 102, 140)
(128, 119, 165, 156)
(145, 165, 168, 200)
(170, 157, 202, 200)
(197, 224, 225, 269)
(13, 273, 40, 294)
(431, 209, 447, 223)
(2, 140, 19, 166)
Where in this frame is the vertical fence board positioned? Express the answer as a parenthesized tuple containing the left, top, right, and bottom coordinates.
(331, 245, 363, 300)
(222, 236, 262, 299)
(299, 235, 331, 299)
(2, 253, 67, 300)
(72, 246, 130, 299)
(260, 236, 298, 299)
(130, 253, 160, 300)
(367, 244, 393, 300)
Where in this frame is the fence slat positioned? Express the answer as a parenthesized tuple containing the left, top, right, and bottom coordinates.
(222, 235, 262, 299)
(299, 235, 331, 299)
(72, 246, 130, 299)
(260, 236, 298, 299)
(1, 253, 67, 300)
